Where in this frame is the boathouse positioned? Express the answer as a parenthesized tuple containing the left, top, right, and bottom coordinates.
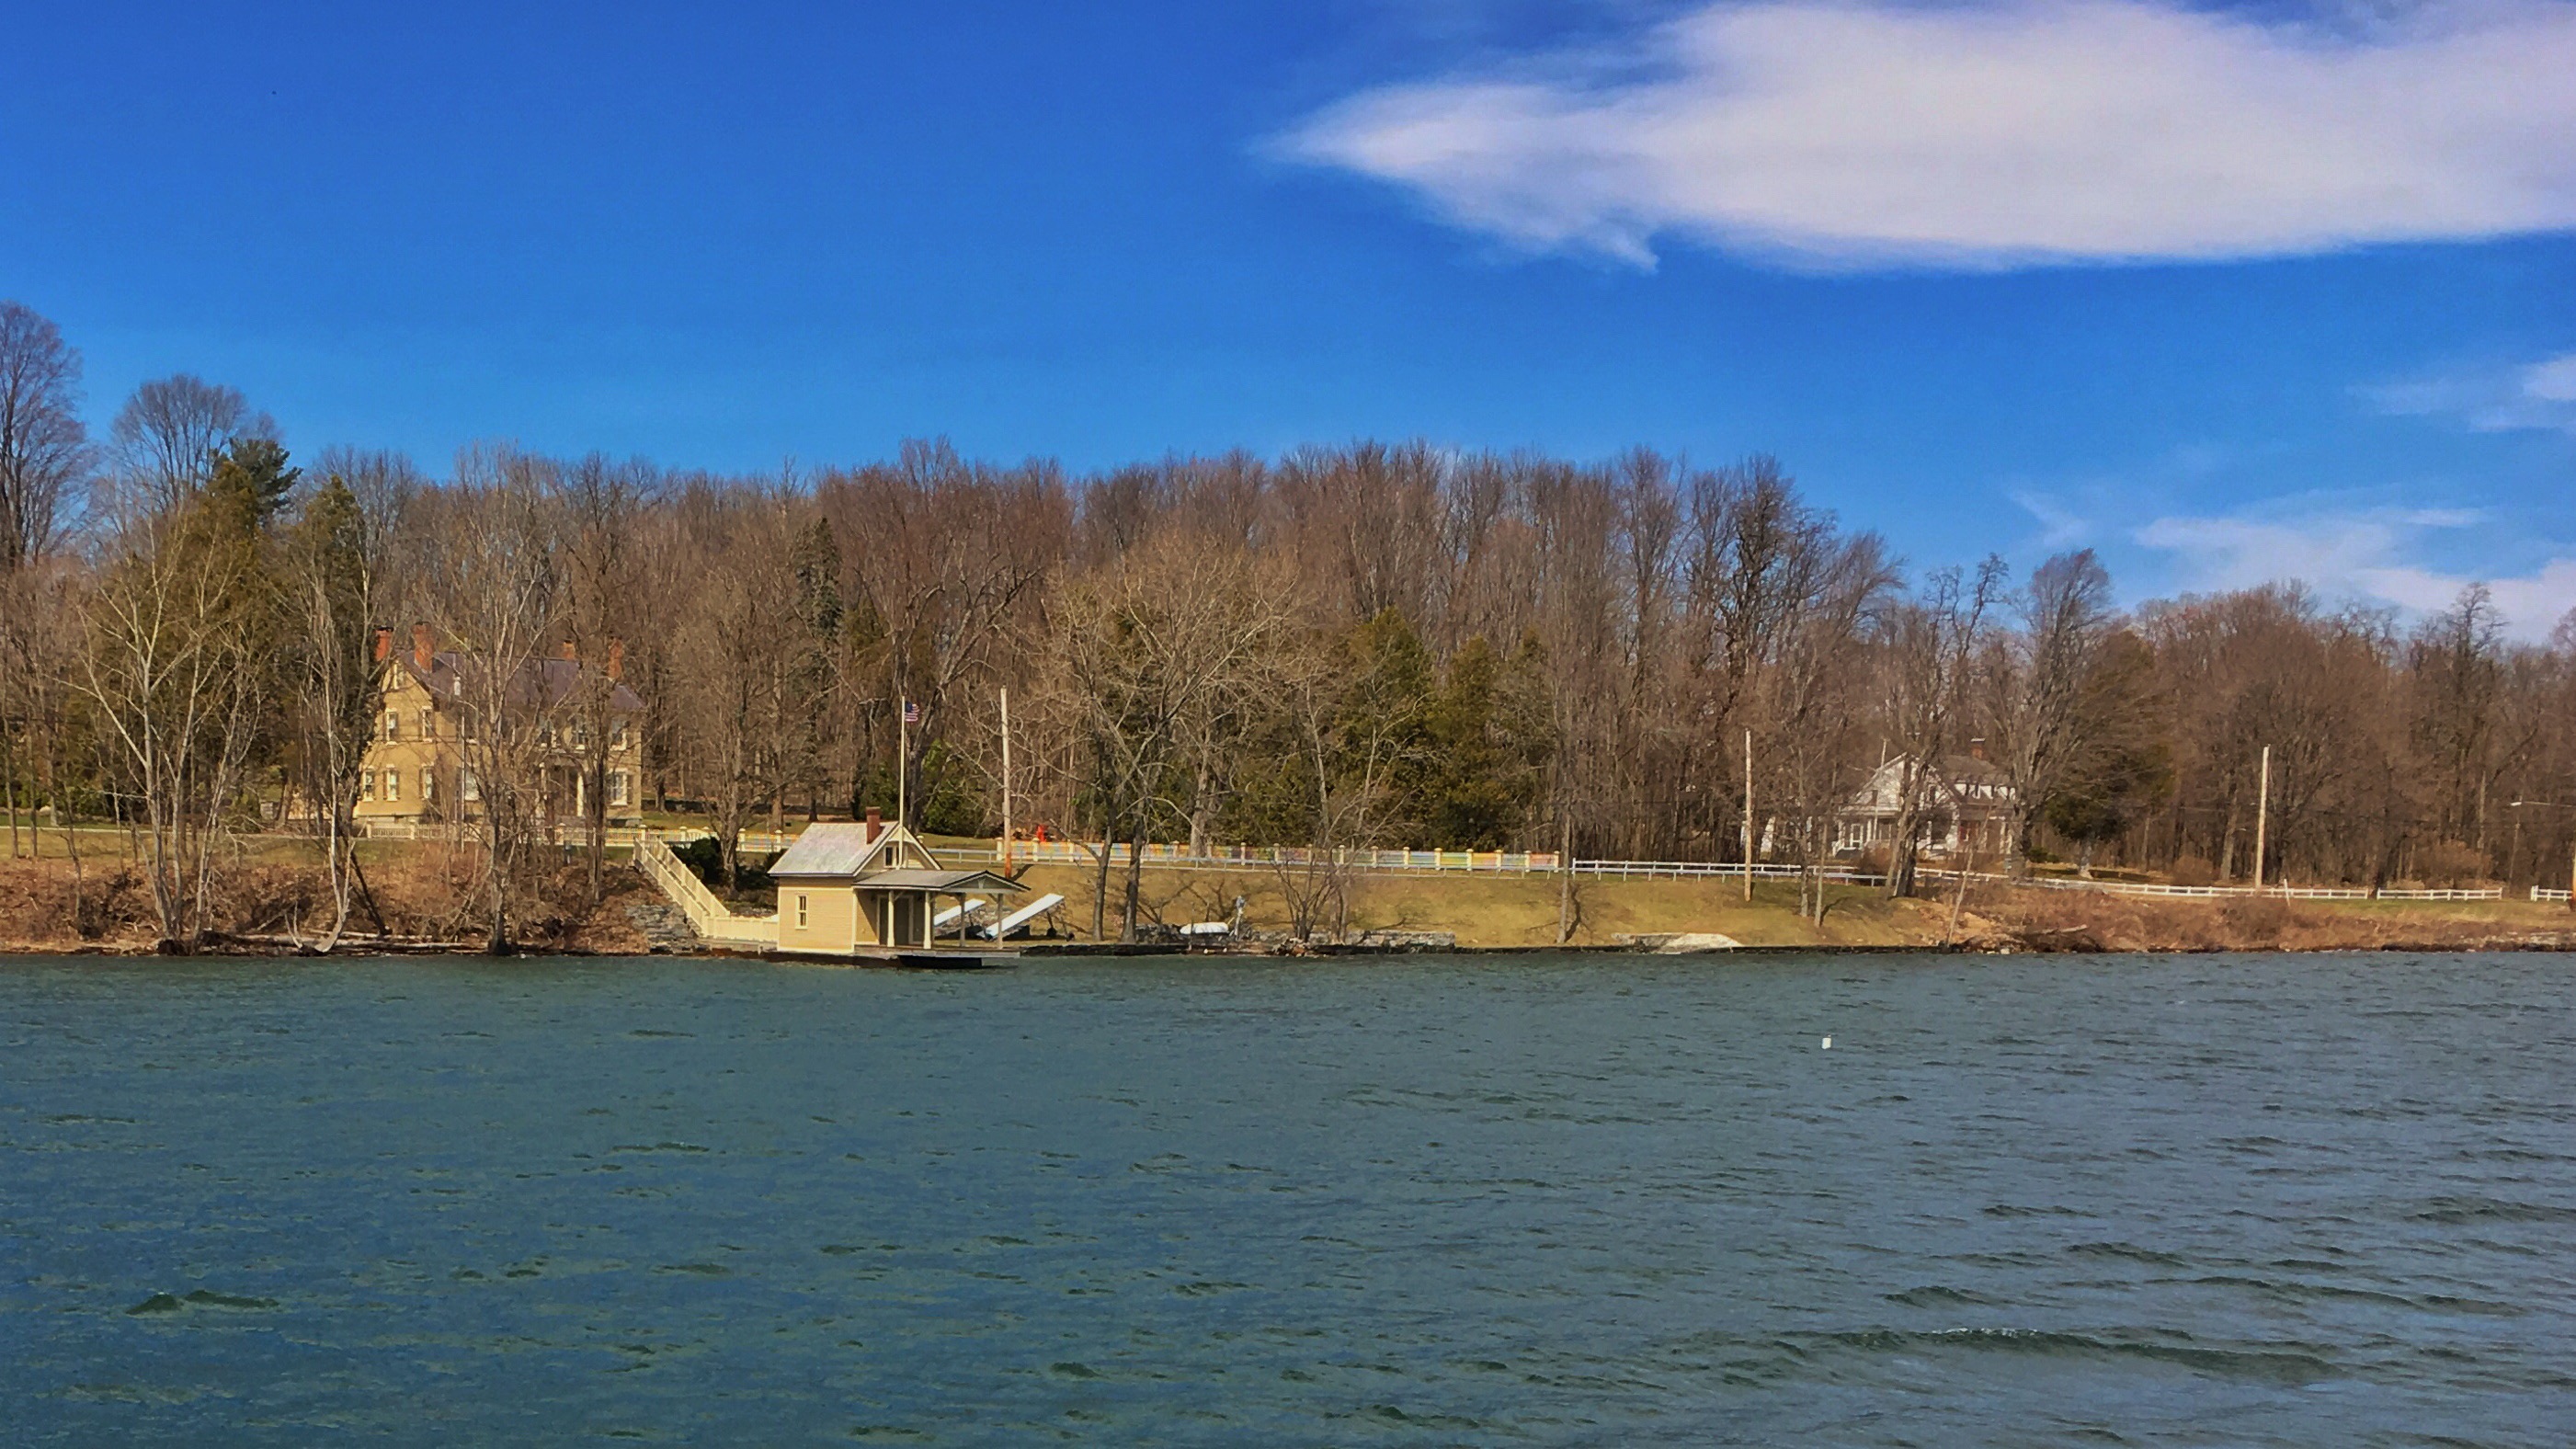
(766, 809, 1023, 954)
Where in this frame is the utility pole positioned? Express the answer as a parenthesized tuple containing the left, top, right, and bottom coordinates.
(1743, 727, 1755, 904)
(998, 688, 1013, 870)
(2251, 744, 2271, 893)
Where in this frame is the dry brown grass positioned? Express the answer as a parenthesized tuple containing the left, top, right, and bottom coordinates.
(1009, 861, 1959, 948)
(1959, 884, 2576, 953)
(0, 843, 655, 953)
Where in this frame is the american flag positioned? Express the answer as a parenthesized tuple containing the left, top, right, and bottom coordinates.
(902, 700, 918, 725)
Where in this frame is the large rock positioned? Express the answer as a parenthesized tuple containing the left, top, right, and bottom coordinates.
(1613, 931, 1743, 953)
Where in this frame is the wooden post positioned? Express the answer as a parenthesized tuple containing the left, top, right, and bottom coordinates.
(2251, 744, 2271, 893)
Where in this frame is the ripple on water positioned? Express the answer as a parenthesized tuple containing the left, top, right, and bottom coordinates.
(6, 950, 2573, 1444)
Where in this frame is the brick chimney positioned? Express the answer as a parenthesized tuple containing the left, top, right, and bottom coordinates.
(606, 639, 624, 681)
(1968, 737, 1987, 761)
(864, 806, 882, 844)
(413, 623, 434, 672)
(372, 626, 393, 663)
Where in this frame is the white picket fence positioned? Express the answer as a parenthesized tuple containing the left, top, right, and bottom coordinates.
(355, 820, 798, 855)
(363, 818, 2536, 908)
(1001, 840, 1561, 874)
(1921, 871, 2504, 902)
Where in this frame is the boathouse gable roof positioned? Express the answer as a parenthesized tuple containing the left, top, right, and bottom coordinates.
(767, 820, 943, 880)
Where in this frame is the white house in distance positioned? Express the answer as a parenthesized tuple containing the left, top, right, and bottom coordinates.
(1835, 751, 2016, 859)
(766, 808, 1024, 954)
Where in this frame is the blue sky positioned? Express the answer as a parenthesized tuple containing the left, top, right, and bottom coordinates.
(5, 1, 2572, 629)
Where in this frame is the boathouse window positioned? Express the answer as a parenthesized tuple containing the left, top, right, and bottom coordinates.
(795, 894, 809, 928)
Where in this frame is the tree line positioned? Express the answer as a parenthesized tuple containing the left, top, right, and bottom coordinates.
(5, 299, 2573, 948)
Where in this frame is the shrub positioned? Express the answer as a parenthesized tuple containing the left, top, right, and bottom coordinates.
(2414, 839, 2491, 889)
(2168, 855, 2216, 887)
(674, 836, 775, 894)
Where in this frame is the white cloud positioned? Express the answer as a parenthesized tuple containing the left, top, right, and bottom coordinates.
(2134, 505, 2576, 636)
(1283, 0, 2576, 268)
(2514, 352, 2576, 405)
(2368, 349, 2576, 432)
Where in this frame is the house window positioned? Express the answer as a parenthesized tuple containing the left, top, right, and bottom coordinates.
(610, 717, 629, 749)
(571, 721, 590, 749)
(383, 770, 401, 802)
(795, 894, 809, 929)
(418, 708, 435, 740)
(461, 770, 481, 803)
(609, 770, 631, 807)
(360, 771, 376, 801)
(422, 770, 437, 802)
(383, 710, 400, 742)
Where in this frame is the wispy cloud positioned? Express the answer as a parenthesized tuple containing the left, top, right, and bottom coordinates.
(2012, 489, 2092, 547)
(2134, 504, 2576, 636)
(2369, 350, 2576, 433)
(1282, 0, 2576, 268)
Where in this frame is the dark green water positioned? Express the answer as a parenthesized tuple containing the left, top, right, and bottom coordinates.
(3, 952, 2571, 1444)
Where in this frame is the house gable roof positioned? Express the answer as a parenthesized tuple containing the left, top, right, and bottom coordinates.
(392, 651, 645, 713)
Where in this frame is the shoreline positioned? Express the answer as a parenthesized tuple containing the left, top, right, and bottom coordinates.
(6, 935, 2573, 962)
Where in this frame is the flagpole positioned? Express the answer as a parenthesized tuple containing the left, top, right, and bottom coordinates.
(897, 699, 908, 833)
(999, 687, 1012, 870)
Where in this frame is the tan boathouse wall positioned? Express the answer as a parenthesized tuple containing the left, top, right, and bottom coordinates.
(778, 885, 871, 954)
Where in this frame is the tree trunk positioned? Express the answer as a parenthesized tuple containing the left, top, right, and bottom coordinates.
(1122, 809, 1147, 942)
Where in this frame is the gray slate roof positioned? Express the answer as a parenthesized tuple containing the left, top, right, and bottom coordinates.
(766, 823, 890, 878)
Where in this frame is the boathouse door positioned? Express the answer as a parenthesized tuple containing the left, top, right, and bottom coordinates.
(884, 893, 927, 947)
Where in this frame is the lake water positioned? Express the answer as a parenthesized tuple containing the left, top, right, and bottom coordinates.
(3, 952, 2571, 1445)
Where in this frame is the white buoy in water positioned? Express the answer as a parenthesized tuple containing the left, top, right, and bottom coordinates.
(1821, 1036, 1833, 1050)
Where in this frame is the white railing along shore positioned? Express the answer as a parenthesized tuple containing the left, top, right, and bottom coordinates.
(996, 840, 1561, 874)
(353, 820, 2533, 907)
(633, 832, 779, 947)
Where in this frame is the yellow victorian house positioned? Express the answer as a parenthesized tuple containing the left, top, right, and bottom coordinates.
(355, 625, 646, 827)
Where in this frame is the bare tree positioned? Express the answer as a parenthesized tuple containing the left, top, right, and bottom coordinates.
(417, 446, 561, 953)
(108, 374, 265, 520)
(1992, 549, 2114, 875)
(675, 490, 805, 894)
(555, 453, 657, 898)
(76, 447, 287, 950)
(1041, 532, 1298, 940)
(0, 301, 90, 570)
(1883, 557, 2005, 897)
(279, 473, 390, 948)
